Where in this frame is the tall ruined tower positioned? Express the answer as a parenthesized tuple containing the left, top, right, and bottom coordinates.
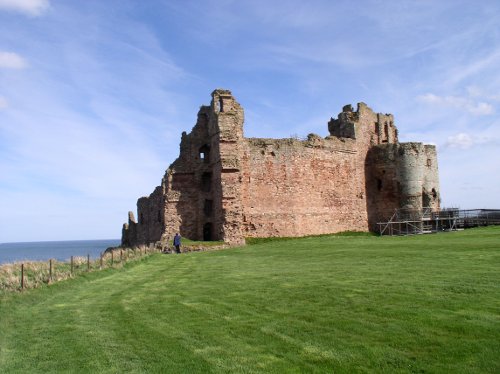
(122, 89, 246, 246)
(122, 89, 440, 247)
(207, 89, 245, 244)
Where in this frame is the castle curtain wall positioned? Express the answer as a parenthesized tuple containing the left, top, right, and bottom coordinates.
(241, 137, 369, 237)
(122, 89, 440, 246)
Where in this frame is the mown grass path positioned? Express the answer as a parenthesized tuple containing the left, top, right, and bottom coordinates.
(1, 227, 499, 373)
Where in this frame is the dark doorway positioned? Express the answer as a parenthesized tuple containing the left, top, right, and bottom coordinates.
(203, 223, 212, 241)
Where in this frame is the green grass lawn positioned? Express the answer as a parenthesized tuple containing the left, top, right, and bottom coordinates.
(1, 227, 499, 373)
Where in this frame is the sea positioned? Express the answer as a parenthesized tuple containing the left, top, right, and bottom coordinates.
(0, 239, 121, 265)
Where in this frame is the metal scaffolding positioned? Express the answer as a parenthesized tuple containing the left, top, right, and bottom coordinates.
(377, 208, 500, 236)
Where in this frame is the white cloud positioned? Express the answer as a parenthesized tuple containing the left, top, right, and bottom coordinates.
(468, 102, 495, 116)
(0, 51, 28, 69)
(417, 93, 494, 116)
(0, 96, 7, 109)
(0, 0, 49, 16)
(467, 86, 500, 102)
(445, 132, 496, 149)
(1, 0, 500, 239)
(445, 133, 473, 149)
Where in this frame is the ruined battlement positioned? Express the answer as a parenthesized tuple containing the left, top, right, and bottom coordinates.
(246, 134, 357, 155)
(327, 102, 397, 145)
(121, 89, 440, 247)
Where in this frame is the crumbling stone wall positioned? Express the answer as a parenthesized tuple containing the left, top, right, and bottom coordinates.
(121, 89, 440, 246)
(240, 136, 367, 237)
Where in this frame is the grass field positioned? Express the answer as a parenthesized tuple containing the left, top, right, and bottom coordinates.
(0, 227, 499, 373)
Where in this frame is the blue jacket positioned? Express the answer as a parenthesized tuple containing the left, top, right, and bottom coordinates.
(173, 235, 181, 246)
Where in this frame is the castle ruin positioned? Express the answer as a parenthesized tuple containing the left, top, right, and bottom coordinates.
(121, 89, 440, 246)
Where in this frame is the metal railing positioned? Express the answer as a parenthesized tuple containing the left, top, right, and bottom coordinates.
(377, 208, 500, 236)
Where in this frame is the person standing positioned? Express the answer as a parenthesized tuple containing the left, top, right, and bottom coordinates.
(173, 233, 181, 254)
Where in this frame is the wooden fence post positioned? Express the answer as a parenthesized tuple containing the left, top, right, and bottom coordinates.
(87, 254, 90, 271)
(49, 259, 53, 283)
(111, 251, 114, 266)
(120, 249, 123, 263)
(21, 263, 24, 290)
(100, 253, 103, 270)
(71, 256, 74, 274)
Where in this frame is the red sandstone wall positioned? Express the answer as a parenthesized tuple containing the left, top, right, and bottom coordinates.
(121, 91, 440, 246)
(159, 90, 246, 243)
(240, 137, 369, 237)
(238, 103, 401, 239)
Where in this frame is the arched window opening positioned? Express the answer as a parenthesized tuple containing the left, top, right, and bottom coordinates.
(376, 178, 383, 191)
(383, 123, 389, 143)
(219, 97, 224, 112)
(199, 144, 210, 163)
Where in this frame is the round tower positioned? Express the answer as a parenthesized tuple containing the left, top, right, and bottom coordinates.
(396, 143, 426, 210)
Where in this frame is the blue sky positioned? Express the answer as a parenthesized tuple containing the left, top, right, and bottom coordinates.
(1, 0, 499, 242)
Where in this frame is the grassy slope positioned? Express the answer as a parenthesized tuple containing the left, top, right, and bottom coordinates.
(0, 227, 499, 373)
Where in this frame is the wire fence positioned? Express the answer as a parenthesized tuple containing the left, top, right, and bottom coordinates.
(0, 245, 162, 293)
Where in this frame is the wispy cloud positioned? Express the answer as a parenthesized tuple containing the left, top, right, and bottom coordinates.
(445, 49, 500, 86)
(417, 93, 495, 116)
(467, 86, 500, 102)
(0, 1, 196, 241)
(444, 132, 497, 149)
(0, 51, 28, 69)
(1, 0, 500, 240)
(0, 0, 49, 16)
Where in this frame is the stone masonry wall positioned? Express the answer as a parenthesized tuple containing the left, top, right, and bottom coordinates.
(240, 136, 367, 237)
(121, 89, 440, 246)
(239, 102, 402, 238)
(210, 90, 245, 245)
